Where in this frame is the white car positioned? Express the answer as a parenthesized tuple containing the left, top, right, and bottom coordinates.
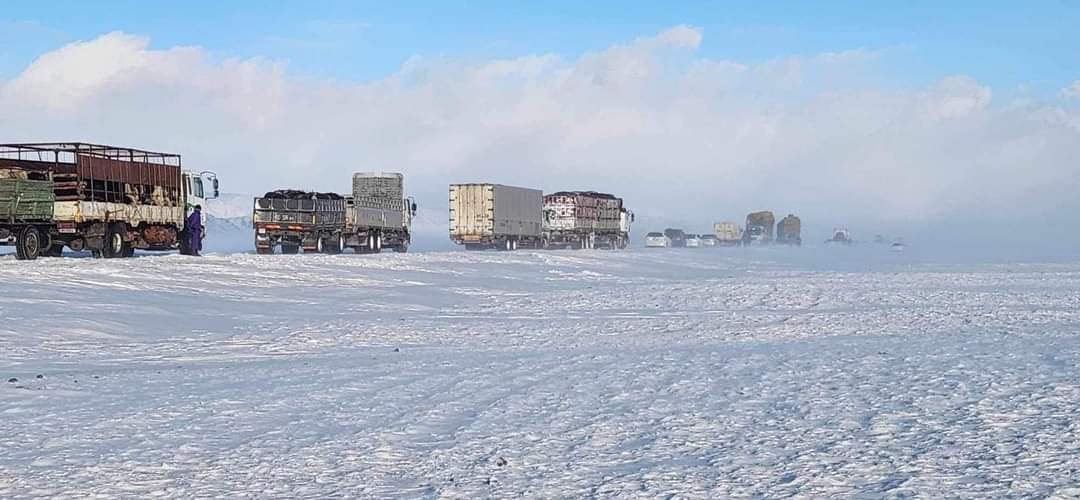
(644, 232, 670, 248)
(700, 234, 718, 247)
(685, 234, 702, 248)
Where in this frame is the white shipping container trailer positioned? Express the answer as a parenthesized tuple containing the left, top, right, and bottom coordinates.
(449, 183, 543, 251)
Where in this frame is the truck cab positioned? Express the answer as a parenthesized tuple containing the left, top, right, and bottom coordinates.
(183, 171, 220, 213)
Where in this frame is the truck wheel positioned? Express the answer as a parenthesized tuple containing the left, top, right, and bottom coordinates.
(315, 237, 325, 254)
(256, 246, 273, 255)
(511, 239, 518, 251)
(375, 234, 382, 252)
(334, 234, 345, 254)
(103, 224, 127, 259)
(15, 226, 42, 261)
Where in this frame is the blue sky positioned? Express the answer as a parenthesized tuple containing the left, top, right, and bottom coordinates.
(2, 0, 1077, 97)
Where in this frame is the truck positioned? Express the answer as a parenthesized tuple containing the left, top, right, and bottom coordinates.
(542, 191, 633, 249)
(253, 172, 415, 254)
(450, 183, 543, 251)
(0, 143, 218, 260)
(744, 211, 775, 246)
(826, 228, 853, 246)
(776, 214, 802, 246)
(713, 222, 742, 247)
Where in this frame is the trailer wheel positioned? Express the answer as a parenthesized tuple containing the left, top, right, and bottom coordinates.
(315, 236, 325, 254)
(511, 239, 518, 251)
(375, 234, 382, 252)
(334, 234, 345, 254)
(15, 226, 42, 261)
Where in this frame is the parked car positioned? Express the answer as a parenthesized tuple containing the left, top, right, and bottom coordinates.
(644, 232, 670, 248)
(685, 234, 702, 248)
(700, 234, 718, 247)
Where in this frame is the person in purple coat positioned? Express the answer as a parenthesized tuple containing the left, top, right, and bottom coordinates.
(185, 205, 203, 256)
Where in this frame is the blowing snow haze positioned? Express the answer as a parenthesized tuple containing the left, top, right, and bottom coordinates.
(1, 8, 1079, 253)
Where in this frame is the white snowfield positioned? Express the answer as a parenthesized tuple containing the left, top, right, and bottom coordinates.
(1, 249, 1079, 498)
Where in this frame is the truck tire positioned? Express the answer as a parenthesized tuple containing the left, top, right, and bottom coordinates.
(375, 234, 382, 252)
(15, 226, 42, 261)
(315, 236, 325, 254)
(103, 224, 127, 259)
(333, 234, 345, 254)
(256, 246, 273, 255)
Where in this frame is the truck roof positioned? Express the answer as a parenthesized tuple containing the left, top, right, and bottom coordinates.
(0, 143, 181, 166)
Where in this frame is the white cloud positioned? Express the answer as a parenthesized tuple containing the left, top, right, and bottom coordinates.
(1, 28, 1078, 241)
(1061, 80, 1080, 100)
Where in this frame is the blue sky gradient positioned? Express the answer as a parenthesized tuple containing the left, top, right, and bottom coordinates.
(2, 0, 1077, 97)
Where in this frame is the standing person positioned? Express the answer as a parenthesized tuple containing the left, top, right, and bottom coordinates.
(185, 205, 203, 256)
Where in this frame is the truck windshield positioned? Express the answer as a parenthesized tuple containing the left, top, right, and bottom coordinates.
(192, 177, 204, 198)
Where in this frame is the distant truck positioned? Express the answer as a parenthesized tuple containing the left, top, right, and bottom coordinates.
(0, 143, 218, 260)
(826, 228, 853, 245)
(542, 191, 633, 249)
(450, 183, 542, 251)
(744, 211, 775, 246)
(713, 222, 742, 247)
(776, 214, 802, 246)
(254, 172, 415, 254)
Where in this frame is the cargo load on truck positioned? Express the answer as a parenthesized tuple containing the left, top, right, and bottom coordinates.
(776, 214, 802, 246)
(542, 191, 632, 249)
(744, 211, 775, 245)
(254, 172, 415, 254)
(347, 172, 414, 253)
(0, 143, 218, 260)
(450, 183, 542, 251)
(713, 222, 742, 246)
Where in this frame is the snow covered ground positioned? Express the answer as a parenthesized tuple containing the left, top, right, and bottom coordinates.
(1, 248, 1079, 498)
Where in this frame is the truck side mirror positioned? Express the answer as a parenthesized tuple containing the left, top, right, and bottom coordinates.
(411, 202, 417, 215)
(212, 178, 220, 198)
(631, 213, 635, 222)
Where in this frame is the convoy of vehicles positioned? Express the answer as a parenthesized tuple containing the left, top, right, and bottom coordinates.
(254, 173, 416, 254)
(0, 145, 858, 256)
(0, 143, 218, 260)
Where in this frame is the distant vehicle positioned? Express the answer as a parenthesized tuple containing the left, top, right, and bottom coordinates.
(743, 224, 768, 246)
(745, 211, 775, 244)
(664, 228, 687, 248)
(450, 183, 543, 251)
(775, 214, 802, 246)
(255, 173, 415, 254)
(713, 222, 742, 246)
(685, 234, 702, 248)
(891, 242, 906, 252)
(700, 234, 718, 247)
(826, 228, 853, 245)
(644, 232, 670, 248)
